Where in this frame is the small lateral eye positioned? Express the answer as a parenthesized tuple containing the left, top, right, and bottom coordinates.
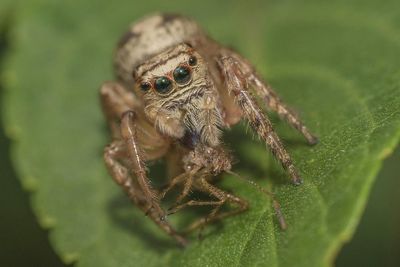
(154, 76, 173, 94)
(188, 56, 197, 66)
(140, 81, 151, 92)
(173, 65, 192, 85)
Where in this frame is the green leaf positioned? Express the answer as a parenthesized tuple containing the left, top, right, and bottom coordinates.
(337, 146, 400, 266)
(2, 1, 400, 266)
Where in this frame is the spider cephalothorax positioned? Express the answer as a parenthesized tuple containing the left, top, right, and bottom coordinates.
(134, 43, 223, 147)
(101, 13, 317, 246)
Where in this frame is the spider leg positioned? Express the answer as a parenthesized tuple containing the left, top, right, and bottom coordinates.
(167, 199, 224, 216)
(101, 82, 187, 246)
(162, 167, 202, 209)
(104, 140, 132, 188)
(100, 81, 141, 138)
(226, 170, 287, 229)
(104, 140, 187, 246)
(120, 111, 160, 210)
(183, 177, 249, 233)
(159, 172, 189, 200)
(163, 170, 248, 233)
(173, 173, 194, 206)
(217, 55, 303, 185)
(219, 52, 318, 145)
(250, 76, 318, 144)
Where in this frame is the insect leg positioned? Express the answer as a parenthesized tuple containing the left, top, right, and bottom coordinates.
(217, 55, 303, 185)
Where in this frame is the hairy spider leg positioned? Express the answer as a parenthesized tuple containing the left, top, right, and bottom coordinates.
(225, 52, 318, 145)
(164, 167, 248, 232)
(101, 82, 187, 246)
(159, 172, 189, 200)
(100, 81, 141, 139)
(217, 55, 303, 185)
(104, 140, 187, 246)
(226, 170, 287, 230)
(183, 176, 249, 233)
(160, 167, 203, 214)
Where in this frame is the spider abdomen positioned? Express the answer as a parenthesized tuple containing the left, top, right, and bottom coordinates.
(114, 14, 204, 87)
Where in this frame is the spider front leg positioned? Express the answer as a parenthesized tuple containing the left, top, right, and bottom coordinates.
(100, 81, 141, 138)
(229, 52, 318, 145)
(250, 75, 318, 145)
(217, 55, 304, 185)
(119, 111, 161, 212)
(101, 82, 187, 246)
(101, 82, 161, 209)
(104, 140, 187, 246)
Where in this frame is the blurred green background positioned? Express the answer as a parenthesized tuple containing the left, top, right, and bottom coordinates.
(1, 1, 399, 266)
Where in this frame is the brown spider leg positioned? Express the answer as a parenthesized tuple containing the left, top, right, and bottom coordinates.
(100, 81, 141, 138)
(101, 81, 169, 214)
(104, 140, 187, 246)
(167, 200, 224, 216)
(163, 172, 248, 233)
(249, 74, 318, 145)
(100, 82, 186, 245)
(120, 111, 162, 215)
(183, 177, 249, 233)
(196, 200, 225, 240)
(173, 173, 194, 206)
(101, 82, 162, 214)
(159, 172, 189, 200)
(100, 82, 169, 159)
(162, 167, 201, 209)
(226, 170, 287, 230)
(217, 56, 303, 185)
(217, 51, 318, 145)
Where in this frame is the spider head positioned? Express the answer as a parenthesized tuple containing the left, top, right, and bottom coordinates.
(133, 43, 221, 145)
(133, 43, 207, 97)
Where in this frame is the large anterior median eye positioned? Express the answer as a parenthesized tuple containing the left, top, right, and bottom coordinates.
(173, 65, 192, 85)
(154, 76, 172, 94)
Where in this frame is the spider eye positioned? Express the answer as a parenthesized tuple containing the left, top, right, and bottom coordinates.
(173, 65, 191, 85)
(188, 56, 197, 66)
(140, 82, 151, 92)
(154, 76, 173, 94)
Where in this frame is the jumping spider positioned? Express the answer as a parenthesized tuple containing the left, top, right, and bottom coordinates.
(101, 14, 317, 246)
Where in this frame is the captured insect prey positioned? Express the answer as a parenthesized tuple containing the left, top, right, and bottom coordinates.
(100, 13, 318, 246)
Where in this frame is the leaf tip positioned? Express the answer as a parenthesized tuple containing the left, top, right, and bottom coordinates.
(61, 252, 80, 264)
(38, 214, 57, 228)
(21, 175, 38, 191)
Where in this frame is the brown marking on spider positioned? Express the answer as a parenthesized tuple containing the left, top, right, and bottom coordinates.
(101, 13, 318, 246)
(117, 30, 141, 49)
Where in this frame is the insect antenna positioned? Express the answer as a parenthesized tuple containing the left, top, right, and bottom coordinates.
(225, 170, 287, 230)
